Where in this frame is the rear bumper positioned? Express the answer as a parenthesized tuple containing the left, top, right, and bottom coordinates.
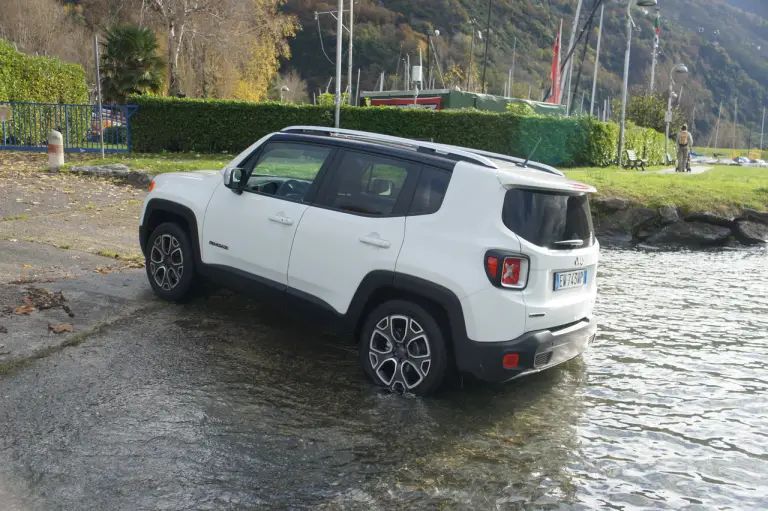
(454, 318, 597, 382)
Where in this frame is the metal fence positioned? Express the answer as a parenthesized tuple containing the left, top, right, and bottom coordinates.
(0, 102, 138, 153)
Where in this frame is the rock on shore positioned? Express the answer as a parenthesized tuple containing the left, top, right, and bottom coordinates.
(594, 198, 768, 247)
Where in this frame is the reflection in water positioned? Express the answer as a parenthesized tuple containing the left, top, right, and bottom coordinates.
(0, 248, 766, 509)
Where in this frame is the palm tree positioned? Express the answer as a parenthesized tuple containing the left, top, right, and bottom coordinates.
(100, 26, 165, 104)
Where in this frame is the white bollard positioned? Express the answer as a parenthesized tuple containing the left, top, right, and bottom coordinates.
(48, 130, 64, 170)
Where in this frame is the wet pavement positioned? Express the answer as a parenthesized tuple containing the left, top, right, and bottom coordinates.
(0, 247, 767, 509)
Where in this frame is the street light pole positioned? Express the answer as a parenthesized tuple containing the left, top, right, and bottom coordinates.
(664, 64, 689, 163)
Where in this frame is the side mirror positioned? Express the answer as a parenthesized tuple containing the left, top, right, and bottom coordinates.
(223, 167, 243, 193)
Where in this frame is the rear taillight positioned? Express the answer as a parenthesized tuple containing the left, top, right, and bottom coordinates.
(501, 257, 528, 288)
(486, 256, 499, 278)
(484, 251, 529, 290)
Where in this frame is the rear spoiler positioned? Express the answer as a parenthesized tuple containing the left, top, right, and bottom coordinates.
(496, 169, 597, 194)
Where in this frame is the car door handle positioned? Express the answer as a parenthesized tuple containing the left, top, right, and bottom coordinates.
(359, 235, 391, 249)
(268, 214, 294, 226)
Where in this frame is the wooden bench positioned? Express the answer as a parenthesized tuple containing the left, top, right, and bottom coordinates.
(624, 150, 647, 171)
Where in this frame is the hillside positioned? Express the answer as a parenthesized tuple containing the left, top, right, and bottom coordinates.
(723, 0, 768, 19)
(282, 0, 768, 144)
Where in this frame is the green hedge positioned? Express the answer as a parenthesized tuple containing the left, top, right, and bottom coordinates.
(129, 95, 668, 167)
(0, 39, 88, 103)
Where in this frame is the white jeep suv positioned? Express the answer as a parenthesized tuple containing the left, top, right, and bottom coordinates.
(139, 127, 599, 395)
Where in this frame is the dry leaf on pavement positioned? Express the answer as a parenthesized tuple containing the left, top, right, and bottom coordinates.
(14, 305, 36, 315)
(48, 323, 73, 334)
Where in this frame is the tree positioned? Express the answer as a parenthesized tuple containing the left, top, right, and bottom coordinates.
(617, 93, 686, 135)
(100, 25, 165, 103)
(231, 0, 299, 102)
(270, 71, 308, 103)
(147, 0, 216, 97)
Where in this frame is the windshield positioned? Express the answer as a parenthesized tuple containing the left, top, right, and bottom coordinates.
(502, 189, 594, 250)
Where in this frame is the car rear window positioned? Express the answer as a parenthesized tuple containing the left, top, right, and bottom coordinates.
(502, 189, 594, 249)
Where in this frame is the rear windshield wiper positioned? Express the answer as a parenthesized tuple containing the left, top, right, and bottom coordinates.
(554, 240, 584, 247)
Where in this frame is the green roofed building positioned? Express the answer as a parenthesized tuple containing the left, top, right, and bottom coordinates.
(359, 89, 566, 116)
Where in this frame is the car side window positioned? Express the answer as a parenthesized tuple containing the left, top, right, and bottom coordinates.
(238, 142, 332, 202)
(317, 151, 415, 216)
(409, 167, 451, 216)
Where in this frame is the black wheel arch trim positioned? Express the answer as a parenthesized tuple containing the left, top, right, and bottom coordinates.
(140, 199, 202, 265)
(344, 271, 471, 364)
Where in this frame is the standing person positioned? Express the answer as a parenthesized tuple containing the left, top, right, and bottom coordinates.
(676, 124, 693, 173)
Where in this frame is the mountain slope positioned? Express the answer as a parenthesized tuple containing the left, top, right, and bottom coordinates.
(282, 0, 767, 143)
(722, 0, 768, 19)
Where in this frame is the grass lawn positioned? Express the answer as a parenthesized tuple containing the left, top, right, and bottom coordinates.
(65, 152, 233, 175)
(564, 165, 768, 214)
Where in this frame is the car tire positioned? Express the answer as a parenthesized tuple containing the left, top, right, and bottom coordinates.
(145, 222, 197, 302)
(359, 300, 448, 396)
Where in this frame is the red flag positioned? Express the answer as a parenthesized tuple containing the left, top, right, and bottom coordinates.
(550, 21, 563, 104)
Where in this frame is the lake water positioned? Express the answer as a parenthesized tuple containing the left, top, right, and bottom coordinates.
(0, 247, 766, 509)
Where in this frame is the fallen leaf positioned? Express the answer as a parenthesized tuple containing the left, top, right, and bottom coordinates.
(14, 305, 35, 315)
(22, 264, 31, 268)
(0, 327, 7, 335)
(48, 323, 73, 334)
(63, 304, 75, 318)
(95, 267, 111, 274)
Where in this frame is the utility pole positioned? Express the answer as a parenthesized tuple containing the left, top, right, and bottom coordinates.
(347, 0, 354, 103)
(510, 37, 517, 97)
(563, 0, 585, 111)
(467, 23, 475, 91)
(761, 106, 765, 151)
(334, 0, 343, 128)
(426, 31, 431, 88)
(714, 101, 722, 148)
(691, 104, 696, 135)
(733, 96, 738, 153)
(480, 0, 492, 94)
(590, 4, 604, 117)
(355, 68, 361, 105)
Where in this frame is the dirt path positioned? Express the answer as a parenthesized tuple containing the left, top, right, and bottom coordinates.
(654, 165, 713, 175)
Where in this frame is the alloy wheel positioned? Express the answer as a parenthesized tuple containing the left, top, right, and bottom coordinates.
(368, 315, 432, 393)
(149, 234, 184, 291)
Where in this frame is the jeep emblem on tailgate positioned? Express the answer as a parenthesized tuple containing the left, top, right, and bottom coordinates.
(575, 256, 585, 267)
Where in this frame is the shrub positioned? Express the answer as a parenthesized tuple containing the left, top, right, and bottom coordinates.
(129, 95, 668, 166)
(0, 39, 88, 103)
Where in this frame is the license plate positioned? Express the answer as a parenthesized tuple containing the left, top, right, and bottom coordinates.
(554, 269, 587, 291)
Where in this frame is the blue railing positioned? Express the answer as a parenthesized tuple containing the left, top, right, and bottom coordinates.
(0, 102, 138, 153)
